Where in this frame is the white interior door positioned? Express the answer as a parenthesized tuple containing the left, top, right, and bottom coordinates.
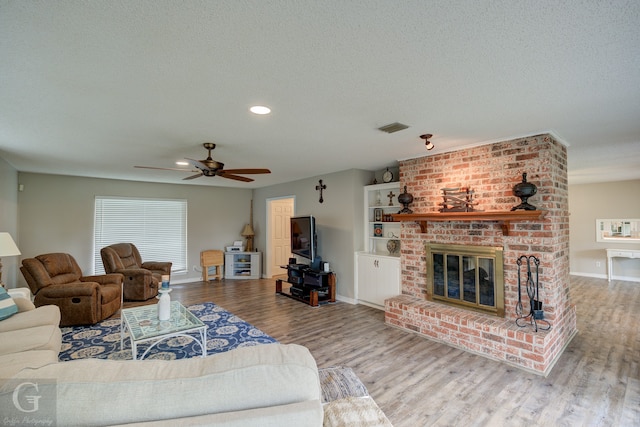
(266, 197, 294, 278)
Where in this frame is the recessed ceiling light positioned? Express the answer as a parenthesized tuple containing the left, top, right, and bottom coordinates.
(176, 161, 189, 166)
(250, 105, 271, 115)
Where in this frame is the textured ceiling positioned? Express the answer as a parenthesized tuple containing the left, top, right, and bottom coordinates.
(1, 0, 639, 188)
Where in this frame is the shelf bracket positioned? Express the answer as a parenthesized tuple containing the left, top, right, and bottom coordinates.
(500, 221, 510, 236)
(417, 221, 427, 233)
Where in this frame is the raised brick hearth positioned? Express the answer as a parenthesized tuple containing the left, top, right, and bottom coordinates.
(384, 134, 577, 375)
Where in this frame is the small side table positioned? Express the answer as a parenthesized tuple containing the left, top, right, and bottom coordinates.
(606, 249, 640, 282)
(224, 251, 261, 279)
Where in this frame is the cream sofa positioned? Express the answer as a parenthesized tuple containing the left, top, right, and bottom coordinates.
(0, 297, 62, 379)
(0, 299, 324, 426)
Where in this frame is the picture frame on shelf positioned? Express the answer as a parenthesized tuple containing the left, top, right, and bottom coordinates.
(374, 223, 383, 237)
(374, 208, 383, 222)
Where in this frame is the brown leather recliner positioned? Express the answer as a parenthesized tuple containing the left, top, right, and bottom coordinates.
(20, 253, 123, 326)
(100, 243, 172, 301)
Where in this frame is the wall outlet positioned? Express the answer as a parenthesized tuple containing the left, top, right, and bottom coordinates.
(596, 261, 601, 268)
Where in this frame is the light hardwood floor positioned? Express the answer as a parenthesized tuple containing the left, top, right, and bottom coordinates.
(123, 276, 640, 426)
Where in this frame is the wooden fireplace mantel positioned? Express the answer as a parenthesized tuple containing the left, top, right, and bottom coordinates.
(391, 210, 548, 235)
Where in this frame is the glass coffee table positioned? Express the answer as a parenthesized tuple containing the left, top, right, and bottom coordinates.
(121, 301, 207, 360)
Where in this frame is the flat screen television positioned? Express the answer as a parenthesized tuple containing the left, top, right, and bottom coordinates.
(290, 215, 317, 262)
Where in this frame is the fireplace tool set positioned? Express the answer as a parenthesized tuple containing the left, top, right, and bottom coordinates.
(516, 255, 551, 332)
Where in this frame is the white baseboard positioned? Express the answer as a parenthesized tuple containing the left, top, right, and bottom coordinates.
(570, 271, 640, 283)
(336, 295, 357, 305)
(570, 272, 607, 279)
(356, 300, 385, 311)
(611, 275, 640, 283)
(170, 277, 205, 285)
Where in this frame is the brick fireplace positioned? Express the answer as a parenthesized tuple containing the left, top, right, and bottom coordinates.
(384, 134, 577, 375)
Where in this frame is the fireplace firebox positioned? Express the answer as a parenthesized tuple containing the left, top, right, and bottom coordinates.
(426, 243, 505, 317)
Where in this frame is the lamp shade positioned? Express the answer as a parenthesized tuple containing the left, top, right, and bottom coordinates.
(241, 224, 255, 237)
(0, 233, 20, 257)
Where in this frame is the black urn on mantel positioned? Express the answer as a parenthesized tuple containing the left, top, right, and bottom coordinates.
(398, 185, 414, 214)
(511, 172, 537, 211)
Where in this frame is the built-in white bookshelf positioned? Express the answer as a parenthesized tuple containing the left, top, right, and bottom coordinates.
(364, 182, 401, 256)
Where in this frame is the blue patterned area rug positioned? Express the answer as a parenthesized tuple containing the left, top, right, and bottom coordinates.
(59, 302, 277, 361)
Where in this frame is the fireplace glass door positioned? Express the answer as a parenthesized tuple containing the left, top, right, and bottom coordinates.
(427, 243, 504, 317)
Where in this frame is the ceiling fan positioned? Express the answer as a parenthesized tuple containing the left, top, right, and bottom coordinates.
(135, 143, 271, 182)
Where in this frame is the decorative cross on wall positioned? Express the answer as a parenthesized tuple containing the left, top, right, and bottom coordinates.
(316, 179, 327, 203)
(387, 191, 396, 206)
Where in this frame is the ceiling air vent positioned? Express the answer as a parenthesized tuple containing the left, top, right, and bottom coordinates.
(377, 122, 409, 134)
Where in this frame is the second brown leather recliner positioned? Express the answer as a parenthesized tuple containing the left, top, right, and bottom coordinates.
(100, 243, 172, 301)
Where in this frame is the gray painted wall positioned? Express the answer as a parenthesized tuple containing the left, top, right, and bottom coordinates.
(253, 169, 373, 300)
(15, 172, 253, 286)
(0, 157, 19, 286)
(569, 179, 640, 281)
(11, 168, 374, 300)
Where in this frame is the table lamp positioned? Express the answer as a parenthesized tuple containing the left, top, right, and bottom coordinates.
(241, 224, 255, 252)
(0, 232, 21, 288)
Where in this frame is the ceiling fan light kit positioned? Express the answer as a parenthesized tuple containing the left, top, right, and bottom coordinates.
(135, 143, 271, 182)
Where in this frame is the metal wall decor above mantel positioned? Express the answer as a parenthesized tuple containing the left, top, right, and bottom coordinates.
(391, 211, 548, 235)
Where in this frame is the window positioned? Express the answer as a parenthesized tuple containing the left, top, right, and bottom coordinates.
(94, 197, 187, 274)
(596, 219, 640, 243)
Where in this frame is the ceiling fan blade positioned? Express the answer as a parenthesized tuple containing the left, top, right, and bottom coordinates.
(135, 166, 198, 172)
(217, 172, 254, 182)
(185, 158, 213, 171)
(183, 172, 204, 180)
(222, 168, 271, 175)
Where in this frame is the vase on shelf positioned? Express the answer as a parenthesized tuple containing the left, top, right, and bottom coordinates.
(511, 172, 537, 211)
(397, 186, 414, 214)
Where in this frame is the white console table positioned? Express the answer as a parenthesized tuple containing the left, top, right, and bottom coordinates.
(606, 249, 640, 282)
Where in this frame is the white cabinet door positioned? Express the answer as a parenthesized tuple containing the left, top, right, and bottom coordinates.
(224, 253, 235, 278)
(356, 253, 400, 308)
(357, 253, 377, 304)
(375, 256, 400, 304)
(250, 252, 261, 278)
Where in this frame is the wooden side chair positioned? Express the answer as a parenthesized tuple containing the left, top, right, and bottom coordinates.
(201, 250, 224, 281)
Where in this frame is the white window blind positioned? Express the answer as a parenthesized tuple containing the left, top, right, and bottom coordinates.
(94, 197, 187, 274)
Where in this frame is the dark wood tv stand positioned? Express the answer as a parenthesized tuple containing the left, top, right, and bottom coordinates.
(275, 266, 336, 307)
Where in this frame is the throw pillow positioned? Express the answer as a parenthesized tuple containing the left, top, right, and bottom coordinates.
(0, 287, 19, 320)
